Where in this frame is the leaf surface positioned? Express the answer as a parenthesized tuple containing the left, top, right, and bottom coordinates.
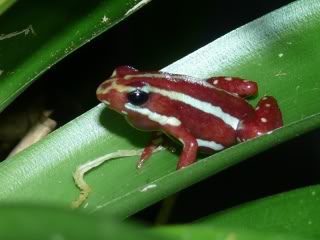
(0, 0, 151, 112)
(199, 185, 320, 238)
(0, 0, 319, 219)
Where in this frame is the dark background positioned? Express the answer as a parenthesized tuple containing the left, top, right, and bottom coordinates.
(4, 0, 319, 224)
(37, 0, 297, 128)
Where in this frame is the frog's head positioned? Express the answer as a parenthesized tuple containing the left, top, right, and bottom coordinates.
(97, 66, 168, 130)
(96, 66, 152, 115)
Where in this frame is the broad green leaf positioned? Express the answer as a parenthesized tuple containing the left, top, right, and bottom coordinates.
(155, 225, 316, 240)
(0, 0, 16, 16)
(1, 204, 313, 240)
(199, 185, 320, 238)
(0, 0, 319, 219)
(0, 0, 151, 112)
(0, 205, 166, 240)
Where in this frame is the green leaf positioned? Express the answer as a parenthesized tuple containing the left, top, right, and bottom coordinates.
(199, 185, 320, 238)
(2, 204, 313, 240)
(0, 203, 315, 240)
(0, 205, 166, 240)
(0, 0, 319, 219)
(154, 225, 316, 240)
(0, 0, 151, 112)
(0, 0, 16, 16)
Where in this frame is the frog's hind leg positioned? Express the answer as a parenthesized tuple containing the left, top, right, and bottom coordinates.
(236, 96, 283, 142)
(206, 76, 258, 97)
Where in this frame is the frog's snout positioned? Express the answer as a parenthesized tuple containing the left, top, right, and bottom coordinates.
(96, 81, 112, 101)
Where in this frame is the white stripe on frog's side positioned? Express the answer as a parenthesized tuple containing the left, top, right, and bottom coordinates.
(100, 82, 240, 130)
(125, 103, 181, 126)
(142, 86, 240, 130)
(197, 139, 225, 151)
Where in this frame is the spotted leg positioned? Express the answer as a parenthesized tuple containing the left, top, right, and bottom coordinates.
(236, 96, 283, 141)
(162, 125, 198, 170)
(206, 76, 258, 97)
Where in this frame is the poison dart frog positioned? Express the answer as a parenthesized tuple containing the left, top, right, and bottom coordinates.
(96, 66, 283, 170)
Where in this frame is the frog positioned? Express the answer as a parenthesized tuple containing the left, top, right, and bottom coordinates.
(96, 66, 283, 170)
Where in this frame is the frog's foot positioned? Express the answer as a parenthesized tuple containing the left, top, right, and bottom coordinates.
(137, 132, 164, 168)
(206, 76, 258, 97)
(236, 96, 283, 142)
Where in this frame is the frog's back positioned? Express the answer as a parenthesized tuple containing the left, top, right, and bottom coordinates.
(136, 74, 253, 115)
(129, 74, 255, 148)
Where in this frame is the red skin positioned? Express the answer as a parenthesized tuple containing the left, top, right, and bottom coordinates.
(97, 66, 283, 170)
(206, 76, 258, 97)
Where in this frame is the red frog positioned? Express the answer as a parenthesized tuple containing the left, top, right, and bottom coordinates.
(96, 66, 283, 170)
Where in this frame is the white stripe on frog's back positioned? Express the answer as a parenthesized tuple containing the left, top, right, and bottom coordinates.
(101, 81, 240, 129)
(121, 74, 243, 99)
(125, 103, 181, 126)
(143, 86, 240, 130)
(123, 73, 215, 88)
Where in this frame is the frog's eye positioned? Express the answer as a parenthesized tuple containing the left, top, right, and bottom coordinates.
(127, 89, 149, 106)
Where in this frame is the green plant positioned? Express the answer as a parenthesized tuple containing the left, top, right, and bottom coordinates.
(0, 0, 319, 239)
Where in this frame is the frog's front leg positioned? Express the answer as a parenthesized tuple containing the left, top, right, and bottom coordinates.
(236, 96, 283, 141)
(206, 76, 258, 97)
(163, 125, 198, 170)
(138, 132, 164, 168)
(138, 132, 177, 168)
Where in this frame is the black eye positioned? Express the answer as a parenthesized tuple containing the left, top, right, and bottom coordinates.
(127, 89, 149, 105)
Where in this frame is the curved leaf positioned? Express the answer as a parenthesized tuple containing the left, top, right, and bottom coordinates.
(155, 225, 316, 240)
(0, 205, 165, 240)
(0, 0, 16, 16)
(0, 0, 319, 218)
(0, 0, 151, 112)
(199, 185, 320, 238)
(1, 204, 314, 240)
